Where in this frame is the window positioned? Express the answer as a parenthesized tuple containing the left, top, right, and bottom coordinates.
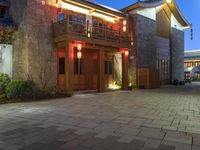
(105, 61, 113, 75)
(58, 13, 65, 22)
(74, 58, 84, 74)
(59, 57, 65, 74)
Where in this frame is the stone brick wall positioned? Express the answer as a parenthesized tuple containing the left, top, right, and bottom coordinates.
(10, 0, 29, 80)
(134, 14, 157, 69)
(171, 28, 184, 82)
(10, 0, 58, 88)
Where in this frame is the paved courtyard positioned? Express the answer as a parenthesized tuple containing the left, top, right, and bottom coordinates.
(1, 83, 200, 150)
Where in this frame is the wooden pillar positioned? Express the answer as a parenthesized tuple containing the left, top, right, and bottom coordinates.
(65, 41, 74, 95)
(98, 50, 104, 92)
(122, 52, 129, 90)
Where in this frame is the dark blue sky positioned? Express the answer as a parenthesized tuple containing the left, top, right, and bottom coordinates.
(93, 0, 199, 50)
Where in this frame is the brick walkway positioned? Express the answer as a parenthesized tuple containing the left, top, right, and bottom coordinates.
(1, 83, 200, 150)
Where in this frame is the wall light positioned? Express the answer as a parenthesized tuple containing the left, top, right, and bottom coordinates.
(123, 26, 127, 32)
(77, 43, 82, 51)
(123, 20, 127, 26)
(125, 51, 129, 56)
(77, 51, 82, 59)
(166, 0, 172, 3)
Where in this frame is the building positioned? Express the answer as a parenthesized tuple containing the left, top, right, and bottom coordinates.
(184, 50, 200, 80)
(0, 0, 190, 94)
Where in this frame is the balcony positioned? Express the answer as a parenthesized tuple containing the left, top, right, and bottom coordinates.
(53, 19, 132, 48)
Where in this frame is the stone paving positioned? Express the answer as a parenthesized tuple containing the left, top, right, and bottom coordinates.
(1, 83, 200, 150)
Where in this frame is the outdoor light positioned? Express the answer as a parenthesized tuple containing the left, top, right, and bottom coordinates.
(123, 26, 127, 32)
(42, 0, 46, 5)
(77, 51, 82, 59)
(125, 51, 129, 56)
(77, 43, 82, 51)
(123, 20, 127, 26)
(88, 32, 91, 38)
(166, 0, 172, 3)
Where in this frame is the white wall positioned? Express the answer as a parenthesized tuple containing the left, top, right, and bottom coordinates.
(0, 44, 13, 78)
(171, 14, 183, 31)
(130, 8, 156, 20)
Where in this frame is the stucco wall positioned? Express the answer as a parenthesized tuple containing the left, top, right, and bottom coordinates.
(171, 28, 184, 82)
(10, 0, 58, 88)
(0, 44, 13, 78)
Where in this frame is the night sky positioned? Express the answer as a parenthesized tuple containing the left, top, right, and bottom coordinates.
(92, 0, 200, 51)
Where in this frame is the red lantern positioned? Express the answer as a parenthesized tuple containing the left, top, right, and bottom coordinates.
(77, 51, 82, 59)
(77, 43, 82, 51)
(125, 51, 129, 56)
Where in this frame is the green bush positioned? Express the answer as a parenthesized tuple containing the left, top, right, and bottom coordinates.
(5, 80, 34, 99)
(0, 73, 11, 94)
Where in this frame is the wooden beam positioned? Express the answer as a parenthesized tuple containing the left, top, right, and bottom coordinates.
(122, 53, 129, 90)
(98, 50, 105, 92)
(65, 41, 74, 95)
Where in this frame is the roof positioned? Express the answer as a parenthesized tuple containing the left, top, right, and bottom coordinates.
(121, 0, 190, 28)
(62, 0, 125, 18)
(185, 50, 200, 60)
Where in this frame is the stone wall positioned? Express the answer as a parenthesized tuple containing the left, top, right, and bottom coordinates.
(171, 28, 184, 82)
(10, 0, 29, 80)
(10, 0, 58, 88)
(134, 14, 157, 69)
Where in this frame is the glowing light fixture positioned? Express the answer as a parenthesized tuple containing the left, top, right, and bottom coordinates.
(166, 0, 172, 3)
(77, 43, 82, 51)
(90, 12, 115, 23)
(60, 2, 90, 15)
(123, 20, 127, 26)
(123, 26, 127, 32)
(77, 51, 82, 59)
(125, 51, 129, 56)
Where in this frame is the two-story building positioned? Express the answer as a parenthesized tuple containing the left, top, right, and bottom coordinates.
(0, 0, 190, 94)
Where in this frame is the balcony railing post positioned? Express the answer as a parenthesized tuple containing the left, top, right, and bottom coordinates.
(86, 20, 89, 37)
(104, 25, 107, 40)
(119, 30, 121, 43)
(67, 14, 69, 33)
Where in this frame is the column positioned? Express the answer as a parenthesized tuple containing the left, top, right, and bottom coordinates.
(65, 41, 74, 95)
(98, 50, 104, 92)
(122, 52, 129, 90)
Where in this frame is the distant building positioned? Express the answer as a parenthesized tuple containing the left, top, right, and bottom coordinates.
(184, 50, 200, 80)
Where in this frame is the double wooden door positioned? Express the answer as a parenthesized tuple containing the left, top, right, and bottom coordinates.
(74, 49, 98, 90)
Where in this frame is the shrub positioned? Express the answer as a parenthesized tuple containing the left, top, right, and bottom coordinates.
(5, 80, 34, 99)
(0, 73, 11, 94)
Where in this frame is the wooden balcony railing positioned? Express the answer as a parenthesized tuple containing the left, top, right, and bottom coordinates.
(53, 20, 131, 46)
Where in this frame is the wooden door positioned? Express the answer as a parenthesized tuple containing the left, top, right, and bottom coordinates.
(84, 50, 98, 90)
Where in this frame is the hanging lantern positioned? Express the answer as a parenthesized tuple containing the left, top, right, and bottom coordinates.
(190, 24, 193, 40)
(123, 26, 127, 32)
(77, 51, 82, 59)
(77, 43, 82, 51)
(125, 51, 129, 56)
(123, 20, 127, 26)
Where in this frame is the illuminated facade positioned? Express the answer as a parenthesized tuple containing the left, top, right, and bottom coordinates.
(0, 0, 189, 94)
(184, 50, 200, 80)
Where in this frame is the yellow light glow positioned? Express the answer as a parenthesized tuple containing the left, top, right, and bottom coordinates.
(77, 43, 82, 51)
(90, 12, 115, 23)
(77, 51, 82, 59)
(61, 2, 89, 14)
(123, 26, 127, 32)
(166, 0, 172, 3)
(123, 20, 127, 26)
(108, 83, 121, 90)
